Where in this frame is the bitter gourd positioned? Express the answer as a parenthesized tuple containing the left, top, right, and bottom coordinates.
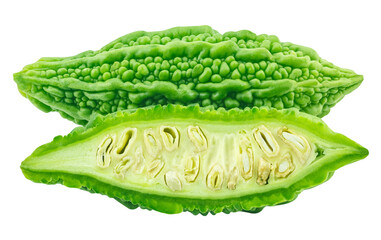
(20, 105, 368, 214)
(14, 26, 363, 125)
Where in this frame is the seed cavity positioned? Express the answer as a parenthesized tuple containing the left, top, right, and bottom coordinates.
(96, 135, 114, 168)
(275, 153, 295, 178)
(188, 126, 208, 152)
(160, 126, 180, 152)
(256, 158, 272, 185)
(206, 164, 224, 190)
(184, 154, 200, 183)
(278, 127, 311, 164)
(237, 133, 254, 180)
(164, 171, 182, 191)
(227, 167, 239, 190)
(144, 128, 162, 158)
(113, 156, 132, 179)
(254, 126, 279, 157)
(134, 147, 145, 174)
(112, 128, 137, 160)
(147, 159, 164, 178)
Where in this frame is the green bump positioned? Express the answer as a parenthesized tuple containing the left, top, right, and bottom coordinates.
(89, 68, 99, 79)
(271, 42, 282, 53)
(64, 98, 73, 104)
(161, 36, 171, 44)
(111, 62, 120, 71)
(84, 91, 116, 101)
(153, 56, 162, 63)
(271, 70, 281, 79)
(199, 67, 212, 83)
(213, 59, 221, 66)
(65, 91, 73, 98)
(159, 70, 170, 81)
(46, 70, 56, 78)
(121, 60, 129, 67)
(103, 72, 111, 81)
(86, 100, 97, 108)
(211, 59, 221, 74)
(144, 57, 153, 65)
(161, 60, 170, 70)
(259, 61, 267, 70)
(273, 99, 284, 109)
(57, 68, 67, 75)
(169, 65, 177, 72)
(172, 70, 182, 82)
(73, 91, 83, 98)
(236, 90, 253, 103)
(14, 26, 364, 123)
(138, 64, 149, 76)
(201, 98, 211, 106)
(119, 66, 127, 76)
(100, 64, 110, 74)
(246, 63, 255, 74)
(224, 97, 240, 108)
(295, 94, 310, 106)
(43, 86, 64, 98)
(311, 93, 323, 102)
(230, 61, 239, 70)
(202, 58, 213, 67)
(309, 61, 322, 71)
(280, 68, 288, 78)
(118, 99, 127, 109)
(256, 70, 266, 80)
(219, 62, 230, 77)
(186, 69, 192, 78)
(138, 36, 151, 45)
(225, 56, 235, 64)
(232, 69, 241, 79)
(100, 102, 112, 113)
(81, 68, 91, 76)
(122, 70, 134, 82)
(199, 92, 210, 99)
(180, 62, 189, 71)
(265, 63, 277, 76)
(174, 57, 182, 65)
(147, 63, 156, 72)
(238, 63, 246, 74)
(211, 74, 222, 83)
(192, 64, 204, 78)
(290, 69, 303, 80)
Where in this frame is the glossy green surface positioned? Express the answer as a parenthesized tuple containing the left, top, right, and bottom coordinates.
(20, 105, 368, 214)
(14, 26, 363, 125)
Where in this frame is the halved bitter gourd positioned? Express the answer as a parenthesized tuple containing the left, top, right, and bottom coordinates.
(20, 105, 368, 215)
(14, 26, 363, 125)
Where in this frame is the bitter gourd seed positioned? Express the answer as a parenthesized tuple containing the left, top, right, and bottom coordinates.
(20, 105, 368, 215)
(14, 26, 363, 125)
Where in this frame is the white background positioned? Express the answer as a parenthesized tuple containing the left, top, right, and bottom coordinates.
(1, 0, 380, 239)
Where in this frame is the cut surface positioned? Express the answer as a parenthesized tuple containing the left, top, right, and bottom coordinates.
(21, 106, 368, 214)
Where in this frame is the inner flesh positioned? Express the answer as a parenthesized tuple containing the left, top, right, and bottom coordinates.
(92, 121, 317, 196)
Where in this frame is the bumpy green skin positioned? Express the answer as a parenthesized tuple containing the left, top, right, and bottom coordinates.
(14, 26, 363, 125)
(20, 105, 368, 215)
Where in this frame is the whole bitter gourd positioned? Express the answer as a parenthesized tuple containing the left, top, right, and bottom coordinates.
(20, 105, 368, 214)
(14, 26, 363, 125)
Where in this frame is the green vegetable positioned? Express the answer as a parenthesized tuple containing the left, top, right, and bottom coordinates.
(14, 26, 363, 125)
(20, 105, 368, 215)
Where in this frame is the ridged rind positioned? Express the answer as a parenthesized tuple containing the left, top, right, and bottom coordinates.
(14, 26, 364, 124)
